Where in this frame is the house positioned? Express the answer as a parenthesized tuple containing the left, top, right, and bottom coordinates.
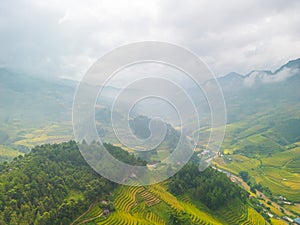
(101, 200, 108, 205)
(294, 218, 300, 225)
(282, 201, 292, 205)
(103, 209, 110, 216)
(230, 177, 237, 183)
(278, 196, 287, 201)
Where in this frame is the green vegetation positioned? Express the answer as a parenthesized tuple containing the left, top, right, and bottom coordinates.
(0, 145, 23, 162)
(169, 163, 248, 210)
(215, 145, 300, 202)
(0, 142, 269, 225)
(0, 141, 117, 224)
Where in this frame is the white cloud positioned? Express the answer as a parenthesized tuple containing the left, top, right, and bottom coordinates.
(0, 0, 300, 79)
(243, 67, 299, 86)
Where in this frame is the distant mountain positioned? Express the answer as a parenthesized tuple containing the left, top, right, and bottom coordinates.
(0, 68, 74, 123)
(0, 69, 75, 155)
(0, 58, 299, 157)
(213, 58, 299, 120)
(220, 58, 300, 87)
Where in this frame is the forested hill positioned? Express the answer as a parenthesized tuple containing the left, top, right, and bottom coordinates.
(0, 141, 116, 224)
(0, 142, 266, 225)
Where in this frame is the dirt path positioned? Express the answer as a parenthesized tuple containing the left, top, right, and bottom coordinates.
(77, 212, 103, 225)
(70, 203, 94, 225)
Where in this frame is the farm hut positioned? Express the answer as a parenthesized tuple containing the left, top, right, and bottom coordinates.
(103, 209, 110, 216)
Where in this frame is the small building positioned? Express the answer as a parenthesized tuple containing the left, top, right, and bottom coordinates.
(103, 209, 110, 216)
(282, 201, 292, 205)
(278, 196, 287, 201)
(101, 200, 108, 205)
(230, 177, 237, 183)
(294, 218, 300, 225)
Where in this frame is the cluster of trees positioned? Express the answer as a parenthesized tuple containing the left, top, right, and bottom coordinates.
(0, 141, 142, 225)
(167, 210, 194, 225)
(169, 163, 248, 210)
(239, 171, 272, 197)
(239, 171, 250, 182)
(248, 181, 273, 197)
(129, 115, 180, 149)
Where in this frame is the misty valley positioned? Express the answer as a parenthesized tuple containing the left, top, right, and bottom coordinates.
(0, 59, 300, 225)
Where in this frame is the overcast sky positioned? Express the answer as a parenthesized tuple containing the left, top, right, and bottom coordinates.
(1, 0, 300, 80)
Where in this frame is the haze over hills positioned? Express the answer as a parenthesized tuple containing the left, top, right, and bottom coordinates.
(0, 58, 300, 224)
(0, 58, 299, 158)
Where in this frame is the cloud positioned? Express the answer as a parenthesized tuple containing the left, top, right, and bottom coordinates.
(243, 67, 299, 86)
(0, 0, 300, 79)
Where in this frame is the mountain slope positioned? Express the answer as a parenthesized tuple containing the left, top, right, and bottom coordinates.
(0, 142, 268, 225)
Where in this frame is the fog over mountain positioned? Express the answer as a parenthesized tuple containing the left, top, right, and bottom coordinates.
(0, 58, 299, 150)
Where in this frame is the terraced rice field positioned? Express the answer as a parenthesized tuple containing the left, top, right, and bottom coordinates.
(215, 146, 300, 202)
(147, 184, 184, 211)
(98, 183, 267, 225)
(244, 207, 267, 225)
(98, 211, 153, 225)
(217, 201, 267, 225)
(261, 147, 300, 167)
(179, 201, 222, 225)
(114, 186, 144, 212)
(99, 185, 166, 224)
(139, 189, 161, 207)
(146, 212, 165, 225)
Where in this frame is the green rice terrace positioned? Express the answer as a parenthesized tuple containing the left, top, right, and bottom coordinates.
(71, 183, 267, 225)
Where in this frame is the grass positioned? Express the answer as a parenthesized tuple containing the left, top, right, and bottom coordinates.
(0, 145, 23, 162)
(67, 190, 84, 202)
(261, 147, 300, 167)
(14, 125, 71, 148)
(270, 218, 288, 225)
(1, 121, 72, 149)
(214, 145, 300, 202)
(214, 155, 260, 175)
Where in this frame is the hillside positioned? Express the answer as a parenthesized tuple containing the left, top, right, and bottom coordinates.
(0, 58, 299, 158)
(0, 59, 299, 224)
(0, 69, 74, 158)
(0, 142, 268, 225)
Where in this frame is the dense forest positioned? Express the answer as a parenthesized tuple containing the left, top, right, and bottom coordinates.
(0, 141, 144, 224)
(169, 163, 248, 210)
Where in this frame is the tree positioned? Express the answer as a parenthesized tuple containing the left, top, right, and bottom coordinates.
(239, 171, 250, 182)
